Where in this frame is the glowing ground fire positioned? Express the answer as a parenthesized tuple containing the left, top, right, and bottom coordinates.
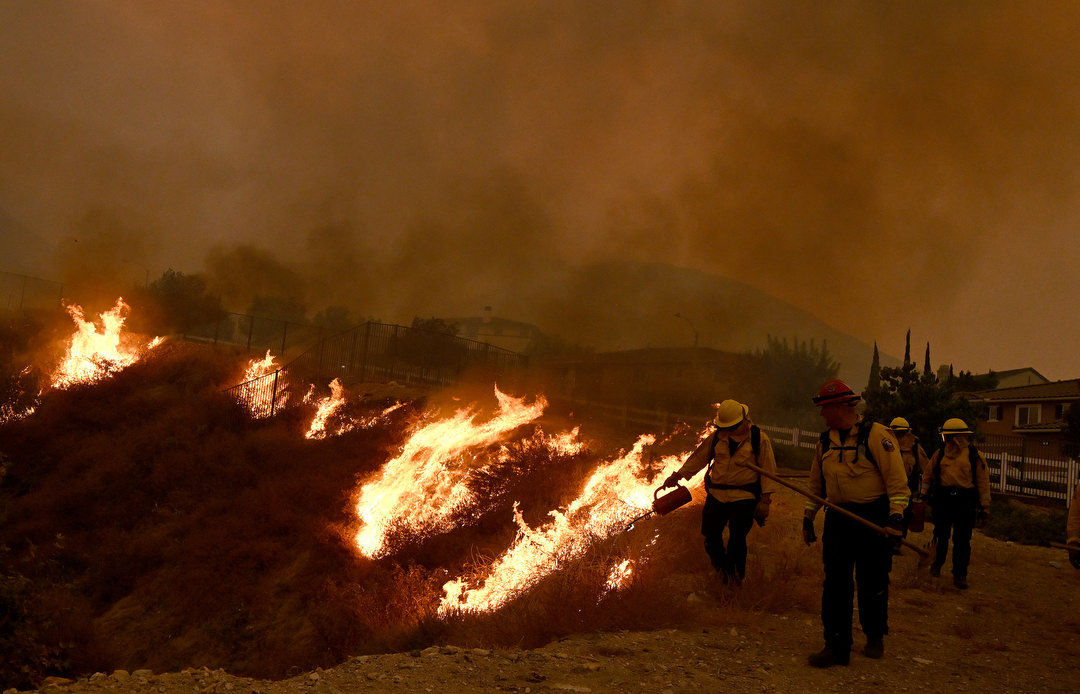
(438, 434, 691, 615)
(51, 297, 163, 389)
(303, 378, 406, 439)
(348, 384, 701, 615)
(353, 387, 549, 558)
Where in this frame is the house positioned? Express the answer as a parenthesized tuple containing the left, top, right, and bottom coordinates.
(533, 346, 762, 416)
(453, 306, 545, 355)
(967, 379, 1080, 458)
(973, 367, 1050, 389)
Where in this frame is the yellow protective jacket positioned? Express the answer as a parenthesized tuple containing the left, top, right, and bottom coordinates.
(677, 424, 779, 503)
(805, 419, 909, 518)
(895, 431, 930, 482)
(1068, 482, 1080, 544)
(920, 441, 992, 508)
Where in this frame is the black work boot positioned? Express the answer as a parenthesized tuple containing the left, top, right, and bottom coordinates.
(863, 637, 885, 659)
(808, 646, 850, 668)
(954, 574, 968, 590)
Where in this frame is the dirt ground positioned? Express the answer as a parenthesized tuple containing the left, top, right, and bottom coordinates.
(15, 487, 1080, 694)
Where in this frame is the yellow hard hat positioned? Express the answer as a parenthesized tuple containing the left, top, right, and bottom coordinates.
(939, 418, 973, 436)
(714, 399, 748, 428)
(889, 417, 911, 432)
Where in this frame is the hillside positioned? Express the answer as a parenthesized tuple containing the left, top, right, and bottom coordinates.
(3, 340, 1075, 693)
(413, 260, 895, 386)
(15, 500, 1080, 694)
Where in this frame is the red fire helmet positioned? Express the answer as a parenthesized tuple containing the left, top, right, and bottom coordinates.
(812, 378, 861, 406)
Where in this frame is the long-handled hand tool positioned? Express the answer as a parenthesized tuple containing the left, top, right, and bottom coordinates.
(740, 461, 929, 560)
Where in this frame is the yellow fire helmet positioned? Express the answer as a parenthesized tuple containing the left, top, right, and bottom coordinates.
(889, 417, 911, 432)
(714, 399, 748, 429)
(939, 418, 973, 436)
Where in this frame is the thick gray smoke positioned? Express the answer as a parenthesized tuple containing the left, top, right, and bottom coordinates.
(3, 1, 1080, 377)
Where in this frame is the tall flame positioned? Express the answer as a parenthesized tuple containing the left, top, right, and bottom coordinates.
(305, 378, 347, 439)
(353, 387, 547, 558)
(438, 435, 696, 615)
(51, 298, 163, 389)
(239, 350, 287, 419)
(303, 379, 406, 439)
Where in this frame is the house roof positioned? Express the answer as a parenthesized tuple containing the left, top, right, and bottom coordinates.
(974, 367, 1049, 382)
(969, 378, 1080, 403)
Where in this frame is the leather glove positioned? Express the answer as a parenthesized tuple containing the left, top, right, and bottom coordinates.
(1068, 540, 1080, 570)
(753, 498, 770, 527)
(802, 517, 817, 545)
(886, 513, 904, 553)
(975, 507, 990, 529)
(661, 472, 682, 489)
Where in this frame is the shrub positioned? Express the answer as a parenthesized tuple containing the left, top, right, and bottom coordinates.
(981, 498, 1069, 545)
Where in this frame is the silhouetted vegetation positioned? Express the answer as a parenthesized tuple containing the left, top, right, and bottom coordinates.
(749, 335, 839, 427)
(862, 360, 982, 456)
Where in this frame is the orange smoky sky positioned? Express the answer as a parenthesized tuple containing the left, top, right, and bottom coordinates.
(2, 1, 1080, 379)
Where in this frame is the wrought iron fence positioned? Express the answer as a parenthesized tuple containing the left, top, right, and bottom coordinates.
(1, 271, 69, 312)
(223, 321, 529, 422)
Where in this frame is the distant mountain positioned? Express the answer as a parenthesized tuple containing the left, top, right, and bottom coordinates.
(492, 260, 897, 388)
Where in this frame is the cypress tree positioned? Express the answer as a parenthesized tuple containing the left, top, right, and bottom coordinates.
(867, 342, 881, 393)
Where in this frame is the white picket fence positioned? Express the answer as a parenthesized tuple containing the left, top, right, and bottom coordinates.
(758, 424, 1079, 508)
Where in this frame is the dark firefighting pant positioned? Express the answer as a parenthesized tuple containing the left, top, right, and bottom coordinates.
(701, 495, 757, 579)
(821, 497, 892, 653)
(931, 486, 978, 577)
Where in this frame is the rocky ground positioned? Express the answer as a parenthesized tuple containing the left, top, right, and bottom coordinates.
(16, 504, 1080, 694)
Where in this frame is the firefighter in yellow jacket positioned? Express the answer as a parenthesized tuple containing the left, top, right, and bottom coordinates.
(802, 379, 909, 668)
(1067, 481, 1080, 569)
(918, 418, 991, 589)
(659, 399, 778, 585)
(888, 417, 930, 538)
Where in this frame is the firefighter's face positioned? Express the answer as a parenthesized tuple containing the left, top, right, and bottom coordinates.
(820, 402, 858, 429)
(722, 419, 750, 439)
(944, 434, 970, 448)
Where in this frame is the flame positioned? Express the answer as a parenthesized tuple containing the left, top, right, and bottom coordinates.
(243, 350, 279, 382)
(438, 435, 696, 615)
(304, 379, 407, 439)
(0, 366, 38, 424)
(51, 298, 163, 389)
(604, 559, 634, 593)
(305, 379, 344, 439)
(353, 387, 547, 558)
(238, 350, 289, 419)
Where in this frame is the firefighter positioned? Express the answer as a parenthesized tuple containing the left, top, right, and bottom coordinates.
(888, 417, 931, 539)
(917, 418, 991, 589)
(1066, 481, 1080, 569)
(659, 399, 778, 585)
(802, 379, 909, 668)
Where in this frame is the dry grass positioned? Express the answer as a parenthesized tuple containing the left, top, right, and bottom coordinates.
(0, 338, 846, 685)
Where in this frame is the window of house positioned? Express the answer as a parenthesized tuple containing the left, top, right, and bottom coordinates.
(1055, 403, 1071, 419)
(986, 405, 1001, 422)
(1015, 404, 1041, 427)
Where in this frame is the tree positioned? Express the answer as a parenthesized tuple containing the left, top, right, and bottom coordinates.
(750, 335, 839, 427)
(866, 342, 881, 395)
(146, 269, 226, 335)
(923, 342, 932, 376)
(393, 317, 465, 368)
(312, 306, 357, 334)
(862, 361, 981, 457)
(951, 370, 999, 393)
